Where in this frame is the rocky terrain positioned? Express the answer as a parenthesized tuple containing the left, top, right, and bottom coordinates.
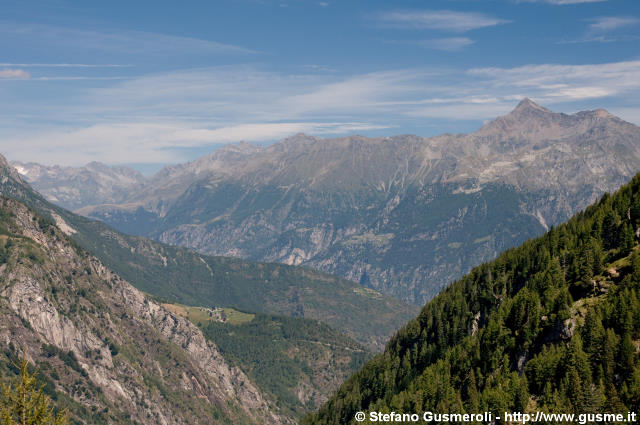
(1, 153, 417, 352)
(18, 99, 640, 304)
(0, 196, 290, 425)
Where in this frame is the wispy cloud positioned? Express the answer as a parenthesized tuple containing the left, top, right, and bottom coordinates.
(418, 37, 475, 51)
(0, 69, 30, 79)
(467, 61, 640, 102)
(375, 10, 510, 32)
(2, 60, 640, 165)
(2, 122, 389, 166)
(558, 15, 640, 43)
(588, 16, 639, 31)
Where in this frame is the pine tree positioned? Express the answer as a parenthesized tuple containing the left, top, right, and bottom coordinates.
(601, 210, 620, 251)
(582, 309, 605, 369)
(619, 333, 636, 380)
(621, 223, 635, 254)
(0, 360, 68, 425)
(603, 329, 618, 387)
(463, 369, 479, 412)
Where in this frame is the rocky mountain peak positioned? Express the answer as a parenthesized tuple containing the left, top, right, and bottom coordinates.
(85, 161, 110, 171)
(474, 98, 618, 141)
(512, 97, 552, 115)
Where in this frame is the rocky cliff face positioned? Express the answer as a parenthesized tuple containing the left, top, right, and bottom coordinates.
(0, 197, 290, 425)
(16, 100, 640, 305)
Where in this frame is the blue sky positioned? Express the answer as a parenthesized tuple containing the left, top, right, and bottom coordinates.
(1, 0, 639, 171)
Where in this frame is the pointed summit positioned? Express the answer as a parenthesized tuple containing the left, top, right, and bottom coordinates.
(475, 98, 557, 138)
(512, 98, 552, 114)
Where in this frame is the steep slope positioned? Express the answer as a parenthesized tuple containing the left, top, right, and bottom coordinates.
(0, 154, 417, 351)
(165, 304, 370, 417)
(34, 100, 640, 305)
(304, 173, 640, 424)
(12, 161, 144, 211)
(0, 196, 288, 425)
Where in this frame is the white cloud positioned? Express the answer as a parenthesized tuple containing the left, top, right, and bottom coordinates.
(2, 121, 389, 166)
(558, 16, 640, 44)
(418, 37, 475, 51)
(589, 16, 639, 32)
(2, 60, 640, 166)
(467, 61, 640, 101)
(375, 10, 510, 32)
(0, 69, 30, 79)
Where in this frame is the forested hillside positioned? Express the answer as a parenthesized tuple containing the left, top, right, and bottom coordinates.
(198, 313, 369, 417)
(304, 173, 640, 424)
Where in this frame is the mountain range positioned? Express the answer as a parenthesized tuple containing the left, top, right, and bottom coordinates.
(15, 99, 640, 305)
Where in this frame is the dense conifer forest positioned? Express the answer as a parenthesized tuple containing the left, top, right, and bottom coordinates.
(304, 174, 640, 424)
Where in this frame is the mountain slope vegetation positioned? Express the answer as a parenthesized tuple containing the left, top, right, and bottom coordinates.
(304, 173, 640, 424)
(0, 154, 417, 351)
(166, 305, 371, 418)
(0, 196, 288, 425)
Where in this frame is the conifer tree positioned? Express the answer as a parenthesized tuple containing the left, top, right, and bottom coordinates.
(0, 360, 68, 425)
(621, 222, 635, 254)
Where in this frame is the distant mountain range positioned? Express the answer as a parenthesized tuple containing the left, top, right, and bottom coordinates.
(12, 160, 145, 211)
(14, 99, 640, 305)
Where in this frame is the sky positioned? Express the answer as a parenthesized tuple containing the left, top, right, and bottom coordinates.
(0, 0, 639, 172)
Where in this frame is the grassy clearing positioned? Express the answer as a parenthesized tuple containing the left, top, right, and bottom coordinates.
(162, 303, 254, 325)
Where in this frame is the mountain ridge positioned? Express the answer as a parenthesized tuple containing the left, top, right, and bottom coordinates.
(13, 100, 640, 304)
